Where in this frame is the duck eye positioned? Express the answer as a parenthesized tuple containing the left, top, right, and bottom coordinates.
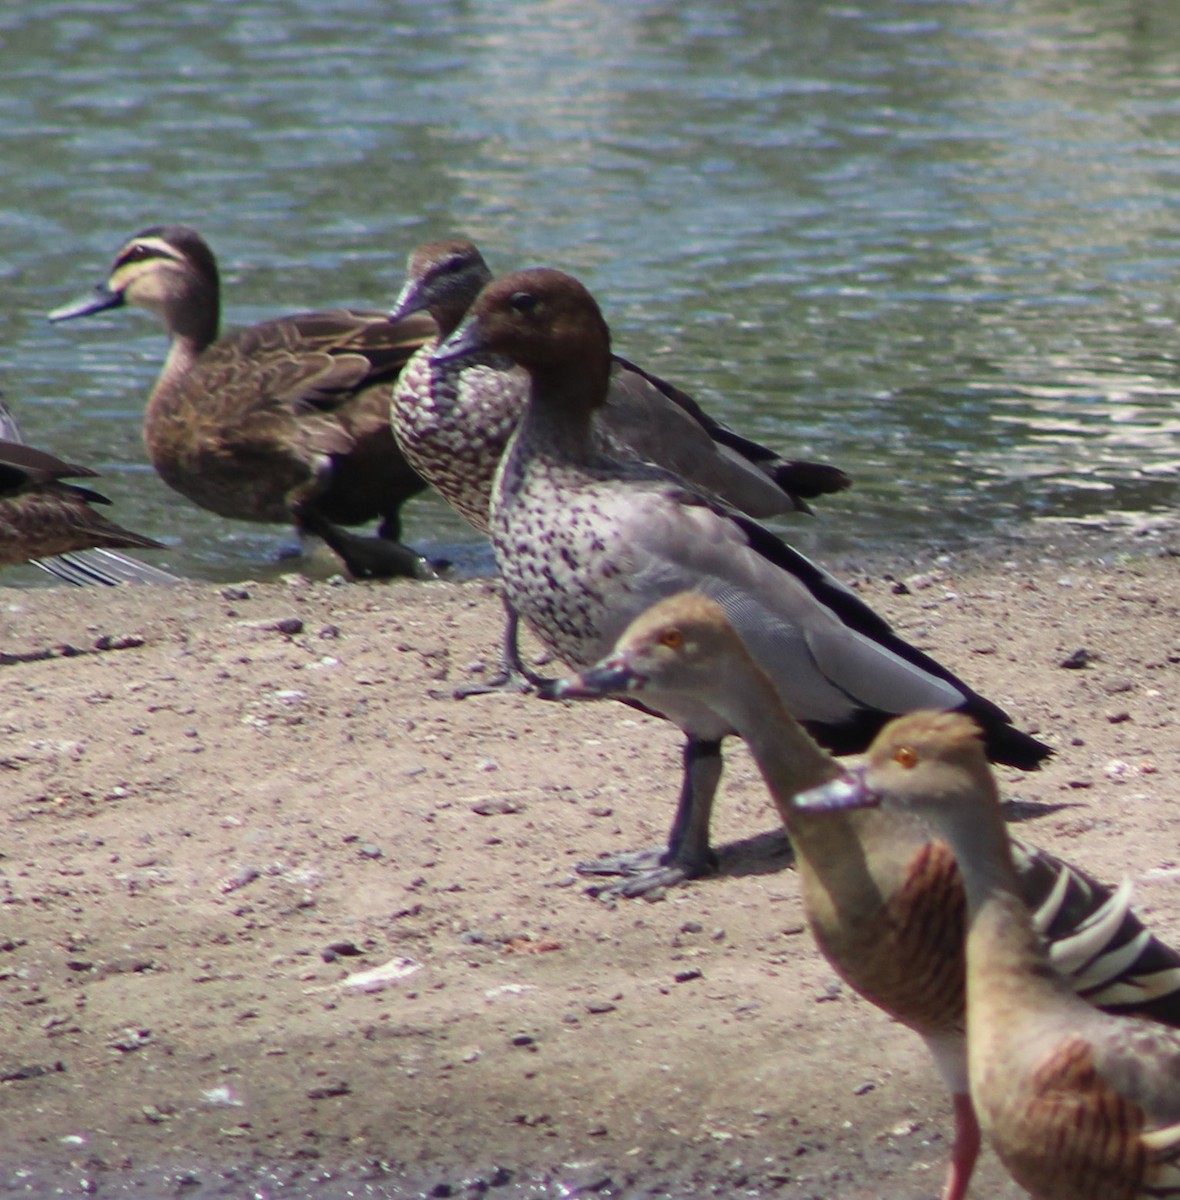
(508, 291, 538, 314)
(893, 746, 919, 769)
(659, 629, 684, 650)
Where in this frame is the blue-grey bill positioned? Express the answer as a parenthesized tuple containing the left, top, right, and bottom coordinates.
(48, 284, 124, 323)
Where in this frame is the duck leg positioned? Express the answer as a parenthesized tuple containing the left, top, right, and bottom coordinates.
(941, 1092, 981, 1200)
(580, 736, 723, 897)
(455, 595, 554, 698)
(296, 507, 441, 581)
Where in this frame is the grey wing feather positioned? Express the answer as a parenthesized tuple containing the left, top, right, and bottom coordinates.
(36, 549, 183, 587)
(623, 492, 965, 723)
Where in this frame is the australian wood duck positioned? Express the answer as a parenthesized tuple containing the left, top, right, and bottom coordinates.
(50, 225, 438, 579)
(392, 238, 850, 690)
(390, 237, 850, 529)
(433, 268, 1051, 895)
(797, 710, 1180, 1200)
(554, 594, 1180, 1200)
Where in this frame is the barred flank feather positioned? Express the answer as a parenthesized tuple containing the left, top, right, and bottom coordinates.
(1016, 840, 1180, 1023)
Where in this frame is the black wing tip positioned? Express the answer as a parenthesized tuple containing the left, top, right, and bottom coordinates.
(982, 726, 1054, 771)
(769, 461, 853, 499)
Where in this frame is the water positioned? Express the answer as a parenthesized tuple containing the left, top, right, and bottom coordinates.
(3, 0, 1180, 584)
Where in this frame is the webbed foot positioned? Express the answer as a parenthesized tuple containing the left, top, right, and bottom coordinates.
(576, 846, 717, 899)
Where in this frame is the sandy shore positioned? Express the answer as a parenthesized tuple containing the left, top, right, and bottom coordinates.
(2, 537, 1179, 1198)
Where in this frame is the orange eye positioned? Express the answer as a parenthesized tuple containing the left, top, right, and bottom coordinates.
(659, 628, 684, 650)
(893, 746, 919, 769)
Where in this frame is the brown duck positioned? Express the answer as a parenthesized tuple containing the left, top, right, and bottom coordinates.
(555, 594, 1180, 1200)
(799, 710, 1180, 1200)
(50, 225, 438, 579)
(0, 399, 164, 571)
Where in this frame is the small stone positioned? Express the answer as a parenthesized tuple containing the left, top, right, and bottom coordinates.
(107, 1027, 151, 1052)
(322, 941, 362, 961)
(94, 634, 145, 651)
(219, 866, 260, 894)
(471, 798, 523, 816)
(1059, 648, 1091, 669)
(0, 1061, 64, 1082)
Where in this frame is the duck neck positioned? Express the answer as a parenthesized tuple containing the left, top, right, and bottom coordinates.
(936, 804, 1075, 1011)
(431, 302, 468, 340)
(155, 331, 204, 399)
(715, 661, 845, 820)
(519, 359, 612, 463)
(153, 283, 218, 396)
(433, 277, 491, 340)
(166, 276, 219, 352)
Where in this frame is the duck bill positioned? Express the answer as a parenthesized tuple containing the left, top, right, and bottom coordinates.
(48, 284, 125, 323)
(430, 316, 487, 365)
(792, 766, 880, 814)
(388, 278, 425, 324)
(541, 659, 642, 701)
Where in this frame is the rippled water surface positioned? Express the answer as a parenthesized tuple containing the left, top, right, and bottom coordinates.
(4, 0, 1180, 582)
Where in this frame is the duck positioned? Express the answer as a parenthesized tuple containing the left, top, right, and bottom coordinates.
(49, 225, 439, 579)
(389, 237, 851, 531)
(389, 239, 852, 690)
(0, 399, 166, 572)
(795, 711, 1180, 1200)
(432, 267, 1051, 896)
(550, 593, 1180, 1200)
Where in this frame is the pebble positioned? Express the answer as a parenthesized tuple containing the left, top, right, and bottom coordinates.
(471, 797, 524, 816)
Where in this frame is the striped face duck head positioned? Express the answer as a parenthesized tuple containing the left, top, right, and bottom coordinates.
(431, 267, 612, 384)
(50, 225, 219, 333)
(389, 238, 491, 329)
(544, 592, 745, 702)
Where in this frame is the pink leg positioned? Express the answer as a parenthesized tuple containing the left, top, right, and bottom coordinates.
(941, 1092, 981, 1200)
